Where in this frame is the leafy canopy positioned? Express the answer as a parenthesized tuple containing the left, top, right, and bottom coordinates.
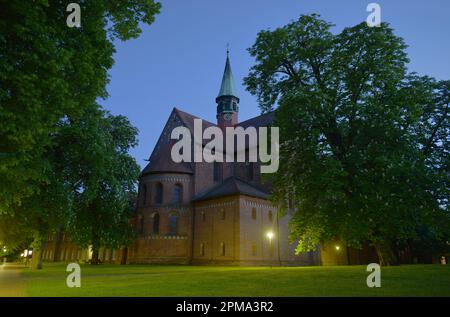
(0, 0, 160, 212)
(245, 14, 449, 263)
(0, 0, 160, 253)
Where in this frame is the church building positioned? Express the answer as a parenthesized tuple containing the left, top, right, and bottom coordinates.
(39, 52, 377, 266)
(127, 51, 318, 265)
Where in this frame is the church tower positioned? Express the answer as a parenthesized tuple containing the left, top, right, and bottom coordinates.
(216, 49, 239, 127)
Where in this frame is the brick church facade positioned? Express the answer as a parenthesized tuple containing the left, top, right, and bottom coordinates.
(39, 52, 377, 266)
(127, 51, 318, 265)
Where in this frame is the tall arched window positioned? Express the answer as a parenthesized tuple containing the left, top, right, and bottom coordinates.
(213, 162, 221, 182)
(169, 213, 178, 235)
(268, 210, 273, 223)
(220, 242, 226, 256)
(201, 211, 206, 222)
(155, 182, 163, 204)
(173, 184, 183, 204)
(200, 243, 205, 256)
(251, 242, 257, 256)
(220, 208, 226, 220)
(252, 208, 257, 220)
(142, 184, 147, 206)
(152, 213, 160, 235)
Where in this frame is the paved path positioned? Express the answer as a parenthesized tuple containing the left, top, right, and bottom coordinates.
(0, 262, 27, 297)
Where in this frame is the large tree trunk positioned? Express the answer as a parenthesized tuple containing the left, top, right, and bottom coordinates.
(32, 237, 45, 270)
(120, 248, 128, 265)
(374, 240, 399, 266)
(91, 244, 100, 265)
(36, 241, 45, 270)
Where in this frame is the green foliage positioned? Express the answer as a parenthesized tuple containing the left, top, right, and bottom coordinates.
(245, 14, 450, 264)
(0, 1, 160, 256)
(53, 105, 140, 250)
(0, 0, 160, 211)
(0, 213, 34, 252)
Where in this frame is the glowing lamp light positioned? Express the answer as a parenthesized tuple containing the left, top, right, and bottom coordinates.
(335, 245, 341, 251)
(266, 231, 274, 240)
(28, 250, 33, 255)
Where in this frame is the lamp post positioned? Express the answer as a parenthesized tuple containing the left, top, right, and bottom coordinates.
(1, 246, 6, 267)
(266, 231, 274, 268)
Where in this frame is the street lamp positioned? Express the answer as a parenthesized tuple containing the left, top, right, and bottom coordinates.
(1, 246, 6, 266)
(266, 231, 274, 258)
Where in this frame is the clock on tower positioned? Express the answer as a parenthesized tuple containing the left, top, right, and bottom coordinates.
(223, 112, 232, 121)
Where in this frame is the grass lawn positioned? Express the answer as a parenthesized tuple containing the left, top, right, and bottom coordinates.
(20, 263, 450, 297)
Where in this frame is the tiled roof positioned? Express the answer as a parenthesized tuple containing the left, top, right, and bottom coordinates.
(174, 108, 217, 133)
(141, 139, 194, 175)
(140, 108, 202, 176)
(237, 112, 275, 128)
(193, 177, 269, 201)
(141, 108, 275, 176)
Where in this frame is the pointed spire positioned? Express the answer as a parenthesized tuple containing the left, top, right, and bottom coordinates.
(217, 47, 237, 98)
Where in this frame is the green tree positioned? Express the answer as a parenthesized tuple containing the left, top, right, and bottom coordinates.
(0, 0, 160, 267)
(0, 213, 34, 253)
(245, 14, 449, 265)
(51, 105, 140, 264)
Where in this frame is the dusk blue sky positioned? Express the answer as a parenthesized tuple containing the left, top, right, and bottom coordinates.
(99, 0, 450, 169)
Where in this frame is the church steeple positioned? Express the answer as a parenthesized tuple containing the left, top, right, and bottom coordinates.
(218, 49, 237, 98)
(216, 48, 239, 127)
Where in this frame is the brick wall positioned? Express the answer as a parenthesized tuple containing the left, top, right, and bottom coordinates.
(192, 196, 240, 264)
